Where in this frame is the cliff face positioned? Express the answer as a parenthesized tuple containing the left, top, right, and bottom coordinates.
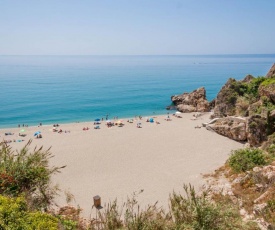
(212, 78, 242, 118)
(207, 64, 275, 147)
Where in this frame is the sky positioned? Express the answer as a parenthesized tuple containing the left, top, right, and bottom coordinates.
(0, 0, 274, 55)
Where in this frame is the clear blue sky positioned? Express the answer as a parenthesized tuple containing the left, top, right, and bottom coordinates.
(0, 0, 274, 55)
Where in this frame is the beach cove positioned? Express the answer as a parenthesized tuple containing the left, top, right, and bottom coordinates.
(0, 112, 243, 217)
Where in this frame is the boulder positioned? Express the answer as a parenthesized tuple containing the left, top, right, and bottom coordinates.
(266, 63, 275, 78)
(247, 115, 267, 146)
(208, 117, 247, 141)
(171, 87, 210, 113)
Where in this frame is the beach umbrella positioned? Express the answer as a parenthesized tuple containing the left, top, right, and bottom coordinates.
(20, 129, 25, 132)
(149, 118, 154, 123)
(175, 111, 182, 115)
(95, 118, 101, 121)
(34, 131, 41, 136)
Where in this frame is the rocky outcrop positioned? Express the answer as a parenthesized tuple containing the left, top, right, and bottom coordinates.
(205, 115, 268, 146)
(205, 161, 275, 230)
(259, 83, 275, 103)
(212, 78, 239, 118)
(247, 115, 267, 147)
(171, 87, 210, 113)
(241, 74, 254, 83)
(207, 117, 247, 141)
(266, 63, 275, 78)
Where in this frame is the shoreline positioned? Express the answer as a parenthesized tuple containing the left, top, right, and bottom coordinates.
(0, 110, 173, 130)
(0, 112, 244, 217)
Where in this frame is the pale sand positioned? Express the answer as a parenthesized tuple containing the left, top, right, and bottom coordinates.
(0, 113, 243, 217)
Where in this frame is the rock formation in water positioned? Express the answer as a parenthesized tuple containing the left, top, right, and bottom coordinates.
(171, 87, 210, 113)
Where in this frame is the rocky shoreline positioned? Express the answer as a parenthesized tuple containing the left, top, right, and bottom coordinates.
(170, 63, 275, 229)
(171, 63, 275, 147)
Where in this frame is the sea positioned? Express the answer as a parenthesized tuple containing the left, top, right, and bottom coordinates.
(0, 54, 275, 128)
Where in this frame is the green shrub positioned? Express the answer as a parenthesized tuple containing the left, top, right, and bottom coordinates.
(124, 198, 171, 230)
(170, 184, 257, 230)
(260, 77, 275, 87)
(0, 195, 58, 229)
(247, 77, 265, 97)
(228, 148, 267, 173)
(58, 217, 78, 230)
(262, 199, 275, 227)
(98, 200, 124, 230)
(0, 141, 65, 210)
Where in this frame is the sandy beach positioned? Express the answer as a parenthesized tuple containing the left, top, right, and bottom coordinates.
(0, 112, 243, 217)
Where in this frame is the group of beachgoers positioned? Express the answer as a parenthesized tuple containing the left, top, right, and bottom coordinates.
(18, 124, 29, 127)
(0, 112, 207, 144)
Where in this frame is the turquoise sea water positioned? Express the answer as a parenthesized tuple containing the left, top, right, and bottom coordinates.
(0, 55, 275, 128)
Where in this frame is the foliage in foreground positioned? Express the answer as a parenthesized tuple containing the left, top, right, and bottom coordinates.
(0, 195, 58, 229)
(0, 142, 261, 229)
(228, 148, 268, 173)
(0, 141, 65, 211)
(95, 185, 257, 230)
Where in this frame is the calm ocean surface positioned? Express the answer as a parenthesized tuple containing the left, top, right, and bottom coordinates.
(0, 55, 275, 128)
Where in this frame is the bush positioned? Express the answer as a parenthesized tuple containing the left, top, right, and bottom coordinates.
(0, 141, 65, 210)
(0, 195, 58, 229)
(228, 148, 267, 173)
(170, 184, 257, 230)
(260, 77, 275, 87)
(247, 77, 265, 97)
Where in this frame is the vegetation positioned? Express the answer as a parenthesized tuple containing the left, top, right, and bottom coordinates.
(1, 135, 274, 229)
(260, 77, 275, 87)
(0, 195, 59, 229)
(93, 185, 257, 230)
(169, 184, 257, 230)
(0, 141, 65, 211)
(236, 96, 250, 116)
(228, 148, 268, 173)
(245, 77, 266, 98)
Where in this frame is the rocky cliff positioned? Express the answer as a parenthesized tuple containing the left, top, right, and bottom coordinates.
(171, 64, 275, 147)
(207, 64, 275, 147)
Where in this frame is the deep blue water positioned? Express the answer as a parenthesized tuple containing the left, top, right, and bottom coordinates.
(0, 55, 274, 128)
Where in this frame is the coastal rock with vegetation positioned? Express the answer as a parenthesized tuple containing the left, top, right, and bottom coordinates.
(259, 78, 275, 103)
(205, 147, 275, 229)
(203, 64, 275, 147)
(202, 64, 275, 228)
(171, 87, 210, 113)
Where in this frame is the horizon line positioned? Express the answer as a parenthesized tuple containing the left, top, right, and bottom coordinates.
(0, 53, 275, 57)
